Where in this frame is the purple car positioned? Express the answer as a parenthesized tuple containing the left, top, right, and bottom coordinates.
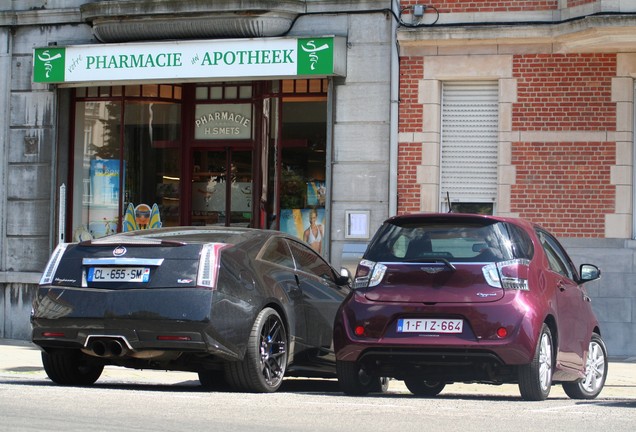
(334, 213, 607, 401)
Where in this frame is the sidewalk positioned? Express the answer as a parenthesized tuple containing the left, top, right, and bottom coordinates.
(1, 338, 635, 398)
(0, 338, 199, 386)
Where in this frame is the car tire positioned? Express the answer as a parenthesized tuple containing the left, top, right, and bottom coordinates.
(198, 370, 230, 391)
(336, 361, 389, 396)
(404, 378, 446, 397)
(41, 349, 103, 386)
(371, 376, 390, 393)
(562, 332, 608, 399)
(518, 323, 553, 401)
(225, 307, 288, 393)
(336, 360, 378, 396)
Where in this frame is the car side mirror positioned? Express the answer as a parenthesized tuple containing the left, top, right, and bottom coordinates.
(337, 268, 352, 286)
(579, 264, 601, 283)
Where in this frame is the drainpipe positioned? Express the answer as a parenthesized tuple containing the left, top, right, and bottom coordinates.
(0, 26, 13, 273)
(388, 0, 399, 217)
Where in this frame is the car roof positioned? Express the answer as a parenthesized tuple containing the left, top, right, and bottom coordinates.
(89, 226, 285, 245)
(384, 213, 539, 231)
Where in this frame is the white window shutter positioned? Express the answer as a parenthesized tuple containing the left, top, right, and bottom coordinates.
(440, 81, 499, 207)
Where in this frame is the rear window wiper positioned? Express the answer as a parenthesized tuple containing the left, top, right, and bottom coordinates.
(402, 258, 456, 271)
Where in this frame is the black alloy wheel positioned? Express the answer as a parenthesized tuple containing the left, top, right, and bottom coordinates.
(226, 307, 288, 393)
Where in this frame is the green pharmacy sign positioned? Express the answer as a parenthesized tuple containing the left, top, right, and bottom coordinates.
(33, 47, 66, 82)
(33, 37, 345, 84)
(297, 37, 335, 76)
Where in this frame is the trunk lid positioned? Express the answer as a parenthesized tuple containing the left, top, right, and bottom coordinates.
(45, 240, 204, 289)
(362, 261, 504, 304)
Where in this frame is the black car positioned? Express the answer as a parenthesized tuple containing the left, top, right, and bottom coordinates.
(32, 226, 354, 392)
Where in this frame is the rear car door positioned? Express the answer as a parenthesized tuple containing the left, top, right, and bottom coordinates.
(536, 229, 588, 371)
(256, 237, 306, 344)
(286, 239, 350, 352)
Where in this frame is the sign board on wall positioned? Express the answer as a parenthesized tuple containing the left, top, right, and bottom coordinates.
(194, 104, 252, 139)
(33, 36, 346, 84)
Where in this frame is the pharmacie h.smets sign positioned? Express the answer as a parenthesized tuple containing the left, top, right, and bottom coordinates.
(33, 36, 346, 84)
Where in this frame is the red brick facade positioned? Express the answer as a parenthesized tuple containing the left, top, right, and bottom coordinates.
(511, 141, 615, 236)
(397, 143, 423, 213)
(398, 56, 424, 215)
(399, 57, 424, 133)
(397, 50, 618, 237)
(567, 0, 596, 7)
(399, 1, 557, 13)
(513, 54, 616, 131)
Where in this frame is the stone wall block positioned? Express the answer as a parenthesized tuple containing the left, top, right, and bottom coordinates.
(333, 123, 390, 162)
(331, 162, 389, 202)
(6, 238, 51, 273)
(7, 164, 51, 200)
(334, 83, 390, 123)
(6, 200, 51, 236)
(345, 42, 391, 83)
(10, 92, 55, 127)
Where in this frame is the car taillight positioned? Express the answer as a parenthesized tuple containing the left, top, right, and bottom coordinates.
(197, 243, 229, 289)
(482, 259, 530, 290)
(39, 243, 69, 285)
(353, 259, 387, 289)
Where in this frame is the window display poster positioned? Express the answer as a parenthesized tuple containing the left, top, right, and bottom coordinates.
(280, 208, 325, 253)
(90, 159, 120, 206)
(307, 181, 326, 207)
(87, 159, 120, 238)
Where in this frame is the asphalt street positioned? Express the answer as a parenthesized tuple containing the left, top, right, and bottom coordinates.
(1, 338, 635, 398)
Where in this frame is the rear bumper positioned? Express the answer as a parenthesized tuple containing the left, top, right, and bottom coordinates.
(32, 319, 211, 352)
(31, 286, 250, 361)
(334, 291, 542, 368)
(350, 347, 519, 383)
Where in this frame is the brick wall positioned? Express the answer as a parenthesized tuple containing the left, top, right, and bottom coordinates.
(509, 53, 616, 237)
(513, 53, 616, 131)
(398, 1, 557, 13)
(399, 56, 424, 133)
(567, 0, 596, 7)
(397, 143, 423, 214)
(398, 56, 424, 214)
(511, 141, 615, 237)
(396, 51, 618, 237)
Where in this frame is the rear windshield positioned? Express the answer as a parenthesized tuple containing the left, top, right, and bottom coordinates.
(365, 219, 533, 263)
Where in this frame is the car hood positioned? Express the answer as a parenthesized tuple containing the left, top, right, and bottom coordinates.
(363, 263, 504, 303)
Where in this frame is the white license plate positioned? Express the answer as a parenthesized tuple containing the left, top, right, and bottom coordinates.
(87, 267, 150, 283)
(397, 318, 463, 334)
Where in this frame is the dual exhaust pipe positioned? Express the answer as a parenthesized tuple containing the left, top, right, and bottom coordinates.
(84, 337, 129, 358)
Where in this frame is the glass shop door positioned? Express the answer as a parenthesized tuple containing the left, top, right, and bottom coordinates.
(190, 148, 253, 226)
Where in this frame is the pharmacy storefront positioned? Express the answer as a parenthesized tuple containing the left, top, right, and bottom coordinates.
(33, 36, 345, 251)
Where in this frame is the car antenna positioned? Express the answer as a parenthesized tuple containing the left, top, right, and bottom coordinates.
(446, 192, 453, 213)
